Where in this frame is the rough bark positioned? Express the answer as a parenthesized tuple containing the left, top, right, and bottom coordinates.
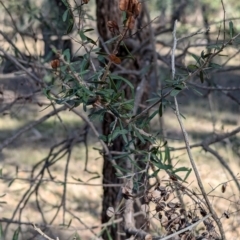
(96, 1, 152, 239)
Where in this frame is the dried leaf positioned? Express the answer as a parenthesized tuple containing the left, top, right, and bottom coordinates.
(107, 21, 119, 34)
(224, 211, 230, 219)
(145, 234, 152, 240)
(126, 15, 135, 29)
(133, 2, 141, 18)
(221, 183, 227, 193)
(156, 202, 166, 211)
(163, 192, 170, 201)
(109, 54, 121, 64)
(167, 202, 176, 209)
(51, 59, 60, 69)
(119, 0, 129, 11)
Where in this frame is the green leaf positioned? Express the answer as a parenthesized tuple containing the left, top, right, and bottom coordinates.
(192, 88, 203, 96)
(8, 178, 15, 187)
(229, 21, 234, 38)
(148, 169, 160, 178)
(191, 53, 201, 64)
(108, 75, 118, 93)
(105, 36, 119, 45)
(119, 121, 128, 144)
(120, 41, 135, 60)
(84, 28, 94, 33)
(152, 160, 172, 171)
(72, 176, 83, 182)
(111, 128, 128, 141)
(87, 175, 100, 182)
(164, 146, 170, 163)
(61, 0, 68, 7)
(79, 30, 96, 45)
(63, 48, 71, 62)
(43, 89, 58, 101)
(110, 75, 134, 89)
(80, 56, 90, 72)
(202, 53, 212, 59)
(184, 168, 192, 181)
(67, 219, 72, 228)
(187, 64, 198, 72)
(12, 227, 20, 240)
(67, 20, 74, 34)
(170, 89, 180, 97)
(158, 101, 163, 117)
(173, 167, 190, 174)
(0, 169, 2, 178)
(0, 223, 3, 240)
(199, 71, 204, 83)
(207, 44, 221, 50)
(62, 9, 69, 22)
(209, 62, 222, 69)
(134, 128, 146, 144)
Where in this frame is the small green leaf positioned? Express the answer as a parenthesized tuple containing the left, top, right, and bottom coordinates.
(207, 44, 221, 50)
(72, 176, 83, 182)
(148, 169, 160, 178)
(158, 101, 163, 117)
(229, 21, 234, 38)
(62, 9, 69, 22)
(199, 71, 204, 83)
(191, 53, 201, 64)
(108, 75, 118, 93)
(8, 178, 15, 187)
(12, 227, 20, 240)
(184, 168, 192, 181)
(187, 64, 198, 72)
(0, 223, 3, 240)
(209, 62, 222, 69)
(79, 30, 97, 45)
(67, 20, 74, 34)
(202, 53, 212, 59)
(111, 128, 128, 141)
(84, 28, 94, 33)
(110, 75, 134, 89)
(61, 0, 68, 7)
(192, 88, 203, 96)
(67, 219, 72, 228)
(63, 48, 71, 62)
(170, 89, 180, 97)
(87, 175, 100, 182)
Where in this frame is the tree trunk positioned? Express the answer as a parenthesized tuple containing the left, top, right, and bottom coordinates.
(96, 1, 152, 239)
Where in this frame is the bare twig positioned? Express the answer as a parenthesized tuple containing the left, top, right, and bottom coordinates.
(32, 223, 59, 240)
(171, 20, 226, 240)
